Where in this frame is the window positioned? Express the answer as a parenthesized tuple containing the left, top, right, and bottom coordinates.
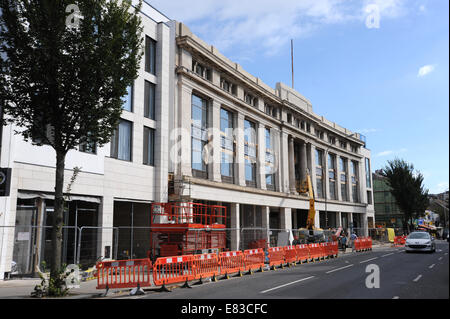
(111, 119, 132, 161)
(328, 135, 336, 145)
(143, 127, 155, 166)
(144, 81, 155, 120)
(340, 140, 347, 149)
(328, 153, 336, 200)
(306, 123, 311, 133)
(145, 36, 156, 75)
(220, 108, 234, 182)
(367, 190, 373, 205)
(287, 113, 292, 124)
(193, 59, 212, 81)
(265, 128, 275, 190)
(191, 94, 209, 177)
(244, 91, 258, 108)
(272, 107, 279, 119)
(317, 130, 324, 140)
(122, 85, 133, 112)
(365, 158, 372, 189)
(300, 120, 305, 130)
(244, 119, 257, 187)
(315, 149, 324, 198)
(340, 157, 348, 201)
(220, 78, 237, 96)
(351, 145, 358, 153)
(351, 161, 359, 203)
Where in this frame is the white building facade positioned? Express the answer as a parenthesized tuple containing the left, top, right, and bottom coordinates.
(170, 22, 375, 251)
(0, 2, 176, 279)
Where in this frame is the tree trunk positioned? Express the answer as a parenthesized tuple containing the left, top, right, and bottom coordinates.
(51, 151, 66, 277)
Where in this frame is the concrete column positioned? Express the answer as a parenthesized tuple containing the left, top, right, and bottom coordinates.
(178, 82, 193, 178)
(155, 22, 170, 203)
(314, 210, 320, 230)
(230, 203, 240, 251)
(280, 207, 292, 231)
(99, 196, 114, 261)
(337, 212, 342, 228)
(235, 113, 246, 186)
(349, 213, 354, 233)
(280, 131, 290, 193)
(209, 100, 222, 182)
(262, 206, 270, 243)
(288, 137, 297, 193)
(257, 123, 266, 190)
(359, 158, 366, 204)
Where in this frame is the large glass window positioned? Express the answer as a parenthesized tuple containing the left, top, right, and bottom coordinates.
(111, 119, 132, 161)
(220, 108, 234, 182)
(365, 158, 372, 189)
(191, 95, 209, 177)
(340, 157, 348, 201)
(315, 149, 324, 198)
(145, 36, 156, 75)
(351, 161, 359, 203)
(244, 119, 257, 187)
(328, 153, 336, 200)
(143, 127, 155, 166)
(144, 81, 155, 120)
(265, 128, 275, 190)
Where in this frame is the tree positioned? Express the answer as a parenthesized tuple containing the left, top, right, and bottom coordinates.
(0, 0, 143, 291)
(381, 158, 429, 233)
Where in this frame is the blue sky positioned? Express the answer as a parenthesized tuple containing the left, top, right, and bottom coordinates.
(149, 0, 449, 194)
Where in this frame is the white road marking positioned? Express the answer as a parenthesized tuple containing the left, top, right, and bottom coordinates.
(326, 264, 354, 274)
(438, 257, 443, 261)
(260, 276, 315, 294)
(382, 253, 394, 257)
(413, 275, 422, 282)
(360, 257, 378, 264)
(429, 264, 435, 269)
(393, 296, 400, 299)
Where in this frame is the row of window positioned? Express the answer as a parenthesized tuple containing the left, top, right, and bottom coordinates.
(192, 94, 276, 188)
(110, 120, 155, 166)
(315, 149, 361, 202)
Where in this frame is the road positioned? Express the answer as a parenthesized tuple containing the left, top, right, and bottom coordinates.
(130, 241, 449, 300)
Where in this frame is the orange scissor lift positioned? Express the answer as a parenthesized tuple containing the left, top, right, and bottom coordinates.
(149, 202, 227, 259)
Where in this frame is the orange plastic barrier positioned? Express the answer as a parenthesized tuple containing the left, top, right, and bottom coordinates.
(243, 249, 265, 272)
(268, 247, 285, 268)
(97, 259, 152, 290)
(393, 236, 406, 247)
(330, 241, 339, 257)
(308, 243, 322, 260)
(283, 245, 297, 264)
(193, 253, 220, 280)
(153, 255, 195, 287)
(219, 251, 245, 276)
(295, 244, 310, 263)
(321, 242, 332, 259)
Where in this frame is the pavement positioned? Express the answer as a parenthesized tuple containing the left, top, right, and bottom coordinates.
(0, 242, 416, 299)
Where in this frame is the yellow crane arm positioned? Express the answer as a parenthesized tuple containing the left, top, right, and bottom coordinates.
(297, 173, 316, 230)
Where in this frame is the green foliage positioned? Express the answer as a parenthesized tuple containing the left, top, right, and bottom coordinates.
(0, 0, 143, 280)
(31, 265, 71, 298)
(381, 158, 429, 231)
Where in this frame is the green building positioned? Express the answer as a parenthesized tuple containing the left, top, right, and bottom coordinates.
(373, 171, 404, 229)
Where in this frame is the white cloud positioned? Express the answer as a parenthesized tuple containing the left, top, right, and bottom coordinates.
(376, 148, 407, 157)
(149, 0, 408, 57)
(418, 64, 436, 77)
(358, 128, 379, 134)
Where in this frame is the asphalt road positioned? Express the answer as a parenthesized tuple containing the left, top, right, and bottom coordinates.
(132, 241, 449, 300)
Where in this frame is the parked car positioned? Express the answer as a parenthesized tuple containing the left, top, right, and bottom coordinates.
(405, 231, 436, 253)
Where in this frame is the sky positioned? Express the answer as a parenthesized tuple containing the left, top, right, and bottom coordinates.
(148, 0, 449, 194)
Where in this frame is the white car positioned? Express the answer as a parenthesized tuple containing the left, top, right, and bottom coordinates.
(405, 231, 436, 253)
